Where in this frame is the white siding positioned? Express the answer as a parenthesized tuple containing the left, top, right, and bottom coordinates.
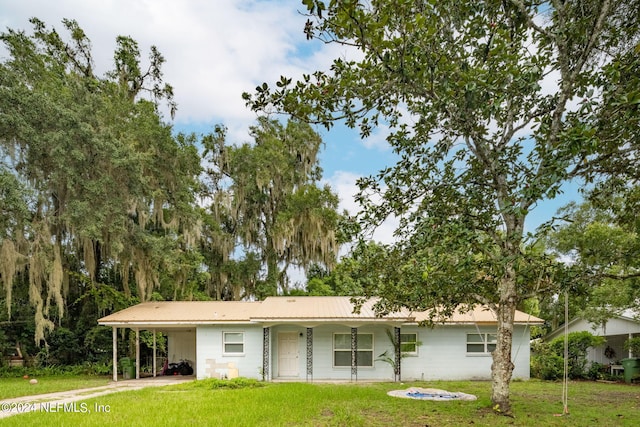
(400, 325, 531, 381)
(267, 324, 532, 381)
(196, 325, 263, 380)
(270, 324, 396, 381)
(194, 323, 532, 381)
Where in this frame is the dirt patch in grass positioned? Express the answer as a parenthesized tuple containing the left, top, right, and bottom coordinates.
(320, 408, 334, 417)
(580, 392, 635, 405)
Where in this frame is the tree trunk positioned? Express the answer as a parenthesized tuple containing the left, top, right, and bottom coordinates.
(491, 266, 517, 415)
(265, 253, 278, 297)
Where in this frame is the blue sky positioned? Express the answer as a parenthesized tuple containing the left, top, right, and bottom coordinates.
(1, 0, 581, 247)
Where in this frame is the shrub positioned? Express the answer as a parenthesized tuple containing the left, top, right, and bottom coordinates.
(175, 377, 266, 390)
(45, 327, 82, 365)
(0, 362, 113, 378)
(531, 331, 605, 380)
(83, 326, 114, 363)
(530, 341, 564, 380)
(623, 337, 640, 358)
(549, 331, 605, 379)
(587, 362, 605, 380)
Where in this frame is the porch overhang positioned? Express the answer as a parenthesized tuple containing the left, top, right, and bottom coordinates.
(253, 318, 409, 328)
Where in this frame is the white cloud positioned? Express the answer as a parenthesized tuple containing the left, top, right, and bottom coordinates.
(327, 170, 399, 247)
(0, 0, 333, 138)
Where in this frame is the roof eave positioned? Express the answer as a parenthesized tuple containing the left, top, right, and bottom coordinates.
(98, 320, 255, 327)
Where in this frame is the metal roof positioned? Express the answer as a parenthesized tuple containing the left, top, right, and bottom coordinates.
(253, 296, 410, 321)
(98, 297, 543, 326)
(98, 301, 259, 324)
(412, 305, 543, 325)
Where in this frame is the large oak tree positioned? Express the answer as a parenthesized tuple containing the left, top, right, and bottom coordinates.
(245, 0, 639, 414)
(201, 118, 342, 298)
(0, 19, 201, 343)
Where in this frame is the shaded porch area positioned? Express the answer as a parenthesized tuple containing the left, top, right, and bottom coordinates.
(262, 323, 405, 383)
(106, 324, 196, 382)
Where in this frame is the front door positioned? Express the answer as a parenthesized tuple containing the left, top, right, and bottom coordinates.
(278, 332, 299, 377)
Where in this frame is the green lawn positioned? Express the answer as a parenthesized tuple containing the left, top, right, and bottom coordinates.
(1, 379, 638, 426)
(0, 376, 111, 400)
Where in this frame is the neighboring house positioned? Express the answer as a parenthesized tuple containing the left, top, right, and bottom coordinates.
(98, 296, 542, 382)
(546, 310, 640, 366)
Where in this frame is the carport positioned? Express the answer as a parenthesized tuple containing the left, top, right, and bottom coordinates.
(98, 303, 200, 381)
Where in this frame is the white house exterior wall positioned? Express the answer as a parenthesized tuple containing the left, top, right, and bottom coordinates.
(196, 325, 263, 380)
(266, 324, 532, 381)
(600, 318, 640, 336)
(400, 325, 531, 381)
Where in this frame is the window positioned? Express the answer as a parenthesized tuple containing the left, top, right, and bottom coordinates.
(334, 333, 373, 367)
(400, 333, 418, 355)
(223, 332, 244, 355)
(466, 333, 496, 354)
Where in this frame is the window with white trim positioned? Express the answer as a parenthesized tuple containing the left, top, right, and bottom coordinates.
(333, 333, 373, 367)
(400, 333, 418, 355)
(466, 333, 496, 354)
(223, 332, 244, 355)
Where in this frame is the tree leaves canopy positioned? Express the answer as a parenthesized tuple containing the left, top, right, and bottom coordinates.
(244, 0, 640, 413)
(0, 18, 201, 342)
(201, 118, 342, 298)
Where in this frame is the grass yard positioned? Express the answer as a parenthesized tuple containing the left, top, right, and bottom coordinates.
(1, 379, 638, 426)
(0, 376, 111, 400)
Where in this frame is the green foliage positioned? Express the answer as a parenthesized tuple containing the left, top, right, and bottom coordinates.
(306, 277, 334, 296)
(545, 198, 640, 324)
(245, 1, 640, 412)
(201, 118, 342, 299)
(45, 327, 81, 365)
(0, 362, 112, 378)
(375, 329, 422, 376)
(0, 18, 202, 343)
(623, 337, 640, 357)
(587, 362, 606, 380)
(175, 377, 266, 390)
(532, 331, 606, 380)
(83, 326, 114, 363)
(139, 331, 167, 355)
(0, 328, 12, 358)
(530, 344, 564, 381)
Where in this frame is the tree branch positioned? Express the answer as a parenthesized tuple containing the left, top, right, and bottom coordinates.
(509, 0, 552, 38)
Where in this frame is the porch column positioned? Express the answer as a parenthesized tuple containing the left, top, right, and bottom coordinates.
(630, 333, 634, 359)
(262, 327, 270, 381)
(351, 327, 358, 382)
(135, 328, 140, 380)
(306, 328, 313, 382)
(394, 327, 401, 382)
(153, 329, 157, 378)
(112, 327, 118, 382)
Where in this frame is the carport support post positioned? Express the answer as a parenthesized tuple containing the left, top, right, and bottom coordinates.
(135, 328, 140, 380)
(112, 327, 118, 382)
(153, 329, 157, 378)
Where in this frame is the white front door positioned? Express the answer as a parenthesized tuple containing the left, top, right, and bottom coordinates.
(278, 332, 299, 377)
